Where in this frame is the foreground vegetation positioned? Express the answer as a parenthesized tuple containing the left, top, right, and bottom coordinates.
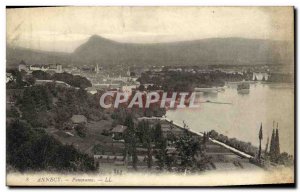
(121, 116, 211, 172)
(7, 120, 97, 172)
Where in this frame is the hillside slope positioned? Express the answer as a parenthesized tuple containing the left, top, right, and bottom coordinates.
(7, 35, 293, 68)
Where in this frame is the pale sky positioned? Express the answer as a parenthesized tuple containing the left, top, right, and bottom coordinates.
(6, 7, 294, 53)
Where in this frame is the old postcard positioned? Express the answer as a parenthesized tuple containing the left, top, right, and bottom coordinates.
(6, 6, 294, 186)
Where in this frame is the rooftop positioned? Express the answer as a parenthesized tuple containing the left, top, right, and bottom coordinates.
(111, 125, 128, 133)
(70, 115, 87, 124)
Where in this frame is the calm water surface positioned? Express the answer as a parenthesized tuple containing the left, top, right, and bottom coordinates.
(167, 83, 294, 155)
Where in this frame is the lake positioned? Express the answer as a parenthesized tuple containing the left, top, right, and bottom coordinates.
(166, 82, 294, 155)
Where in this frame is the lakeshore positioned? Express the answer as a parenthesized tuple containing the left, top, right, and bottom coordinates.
(167, 82, 294, 155)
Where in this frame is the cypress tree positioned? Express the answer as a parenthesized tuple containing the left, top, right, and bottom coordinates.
(264, 137, 269, 156)
(124, 115, 138, 170)
(203, 132, 207, 145)
(258, 123, 263, 160)
(275, 128, 280, 162)
(270, 129, 275, 161)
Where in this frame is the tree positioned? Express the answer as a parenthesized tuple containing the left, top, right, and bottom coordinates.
(277, 152, 293, 166)
(202, 132, 209, 145)
(75, 124, 87, 138)
(6, 69, 28, 88)
(153, 123, 178, 171)
(138, 84, 145, 91)
(138, 120, 153, 169)
(270, 129, 275, 161)
(25, 76, 36, 85)
(19, 85, 53, 127)
(258, 123, 263, 161)
(155, 138, 167, 170)
(52, 72, 92, 89)
(165, 151, 176, 172)
(264, 137, 269, 156)
(154, 122, 163, 145)
(274, 128, 280, 162)
(124, 115, 138, 170)
(7, 120, 96, 172)
(209, 130, 218, 139)
(270, 123, 281, 163)
(175, 132, 201, 172)
(32, 70, 52, 80)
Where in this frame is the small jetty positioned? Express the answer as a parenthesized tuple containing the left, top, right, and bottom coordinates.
(194, 87, 224, 93)
(200, 100, 232, 105)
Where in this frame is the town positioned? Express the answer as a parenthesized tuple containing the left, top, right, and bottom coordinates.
(5, 6, 295, 187)
(6, 59, 294, 174)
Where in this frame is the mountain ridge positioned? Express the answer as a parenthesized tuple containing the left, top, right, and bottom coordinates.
(7, 35, 293, 68)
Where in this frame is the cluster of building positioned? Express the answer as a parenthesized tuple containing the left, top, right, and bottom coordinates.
(18, 60, 63, 74)
(15, 60, 141, 94)
(252, 72, 269, 81)
(14, 59, 276, 96)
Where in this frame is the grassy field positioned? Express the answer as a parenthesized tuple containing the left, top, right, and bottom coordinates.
(46, 120, 116, 156)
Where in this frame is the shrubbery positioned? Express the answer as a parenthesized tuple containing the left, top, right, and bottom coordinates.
(74, 124, 87, 138)
(15, 83, 104, 129)
(7, 120, 96, 172)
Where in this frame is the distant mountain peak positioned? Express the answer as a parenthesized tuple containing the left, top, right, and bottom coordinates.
(87, 35, 117, 44)
(7, 36, 293, 69)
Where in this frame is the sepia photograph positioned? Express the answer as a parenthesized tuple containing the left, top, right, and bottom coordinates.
(5, 6, 295, 187)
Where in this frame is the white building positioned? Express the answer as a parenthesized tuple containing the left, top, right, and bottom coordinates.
(121, 85, 137, 93)
(18, 62, 63, 73)
(18, 64, 28, 72)
(29, 65, 49, 71)
(6, 73, 14, 83)
(95, 64, 100, 74)
(253, 72, 269, 81)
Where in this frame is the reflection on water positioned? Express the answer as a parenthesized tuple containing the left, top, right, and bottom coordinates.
(167, 83, 294, 155)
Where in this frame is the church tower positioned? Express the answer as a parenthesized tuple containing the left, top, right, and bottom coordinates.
(95, 64, 99, 74)
(127, 68, 131, 76)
